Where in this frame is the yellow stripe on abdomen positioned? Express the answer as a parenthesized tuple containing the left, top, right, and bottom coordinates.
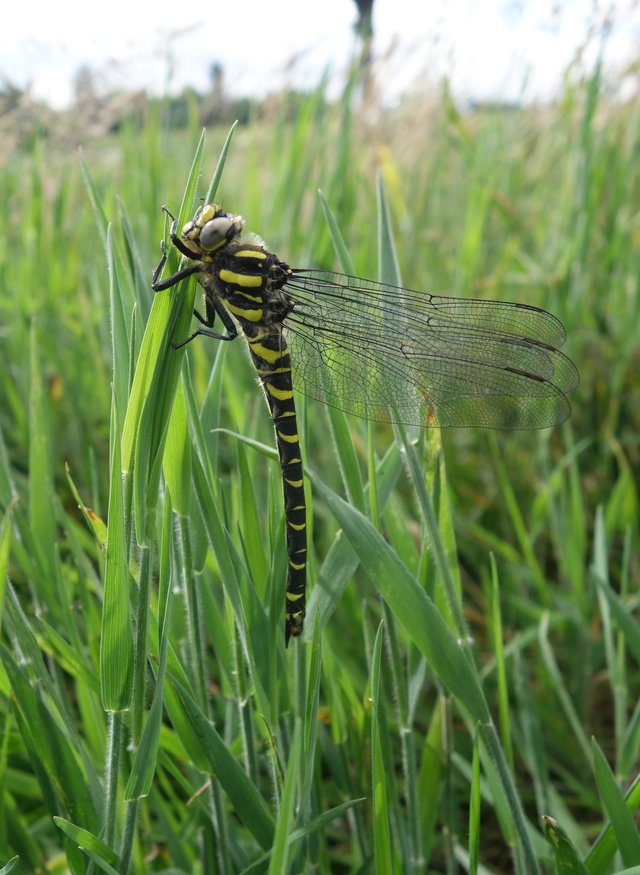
(248, 340, 285, 363)
(265, 383, 294, 401)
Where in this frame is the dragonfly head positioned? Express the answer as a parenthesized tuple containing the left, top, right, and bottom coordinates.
(181, 203, 244, 256)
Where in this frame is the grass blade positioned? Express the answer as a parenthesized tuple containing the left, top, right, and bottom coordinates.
(169, 677, 275, 851)
(101, 389, 133, 712)
(370, 622, 393, 873)
(592, 738, 640, 866)
(309, 470, 491, 722)
(268, 720, 302, 874)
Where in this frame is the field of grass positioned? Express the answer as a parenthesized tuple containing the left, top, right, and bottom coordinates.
(0, 61, 638, 875)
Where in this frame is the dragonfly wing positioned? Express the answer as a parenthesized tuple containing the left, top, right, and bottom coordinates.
(284, 271, 578, 429)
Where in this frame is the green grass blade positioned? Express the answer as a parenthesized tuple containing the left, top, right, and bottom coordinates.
(305, 442, 404, 634)
(35, 618, 100, 695)
(370, 622, 393, 874)
(318, 190, 355, 274)
(537, 614, 591, 764)
(309, 470, 490, 721)
(191, 448, 270, 675)
(301, 614, 322, 804)
(65, 463, 108, 549)
(80, 151, 109, 247)
(124, 494, 173, 801)
(395, 424, 468, 640)
(169, 677, 275, 851)
(542, 817, 590, 875)
(54, 818, 120, 873)
(325, 406, 365, 512)
(585, 775, 640, 875)
(107, 224, 132, 417)
(595, 575, 640, 666)
(162, 377, 191, 518)
(377, 173, 402, 288)
(121, 132, 207, 535)
(268, 719, 302, 874)
(236, 439, 269, 592)
(481, 723, 541, 875)
(0, 500, 13, 629)
(488, 433, 548, 603)
(490, 555, 513, 769)
(592, 738, 640, 866)
(469, 727, 482, 875)
(512, 642, 551, 821)
(28, 320, 56, 577)
(417, 703, 443, 862)
(101, 390, 133, 712)
(238, 798, 367, 875)
(203, 121, 238, 205)
(1, 645, 98, 833)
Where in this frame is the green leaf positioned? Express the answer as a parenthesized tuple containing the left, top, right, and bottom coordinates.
(594, 569, 640, 666)
(318, 189, 355, 274)
(543, 816, 590, 875)
(585, 774, 640, 875)
(65, 463, 108, 549)
(238, 798, 366, 875)
(268, 720, 302, 874)
(162, 377, 192, 518)
(309, 471, 490, 722)
(377, 173, 402, 287)
(2, 646, 98, 833)
(592, 738, 640, 866)
(107, 224, 132, 420)
(370, 622, 393, 873)
(125, 494, 173, 801)
(54, 818, 120, 873)
(236, 438, 269, 592)
(169, 676, 275, 851)
(121, 131, 207, 480)
(306, 442, 403, 634)
(325, 405, 365, 512)
(0, 499, 14, 629)
(28, 320, 56, 574)
(469, 727, 482, 875)
(101, 390, 133, 712)
(417, 703, 443, 859)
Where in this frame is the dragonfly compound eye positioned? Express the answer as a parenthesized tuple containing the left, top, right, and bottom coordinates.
(197, 216, 236, 251)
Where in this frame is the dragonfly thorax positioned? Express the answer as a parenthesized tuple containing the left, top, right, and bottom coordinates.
(217, 242, 295, 325)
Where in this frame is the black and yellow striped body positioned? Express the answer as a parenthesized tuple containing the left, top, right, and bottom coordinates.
(152, 205, 307, 643)
(245, 322, 307, 644)
(209, 245, 307, 643)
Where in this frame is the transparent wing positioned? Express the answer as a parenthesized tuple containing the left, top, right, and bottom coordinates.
(283, 270, 579, 429)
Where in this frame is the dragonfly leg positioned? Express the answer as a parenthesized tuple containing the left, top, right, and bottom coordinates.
(173, 295, 239, 349)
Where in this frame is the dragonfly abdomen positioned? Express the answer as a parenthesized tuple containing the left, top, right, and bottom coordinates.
(216, 250, 307, 643)
(244, 324, 307, 644)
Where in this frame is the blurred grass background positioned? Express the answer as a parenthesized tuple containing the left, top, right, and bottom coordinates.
(0, 50, 638, 875)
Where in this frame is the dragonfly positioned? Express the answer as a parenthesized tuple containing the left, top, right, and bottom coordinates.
(152, 203, 578, 644)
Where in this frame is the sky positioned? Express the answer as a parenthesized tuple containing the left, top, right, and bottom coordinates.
(2, 0, 638, 109)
